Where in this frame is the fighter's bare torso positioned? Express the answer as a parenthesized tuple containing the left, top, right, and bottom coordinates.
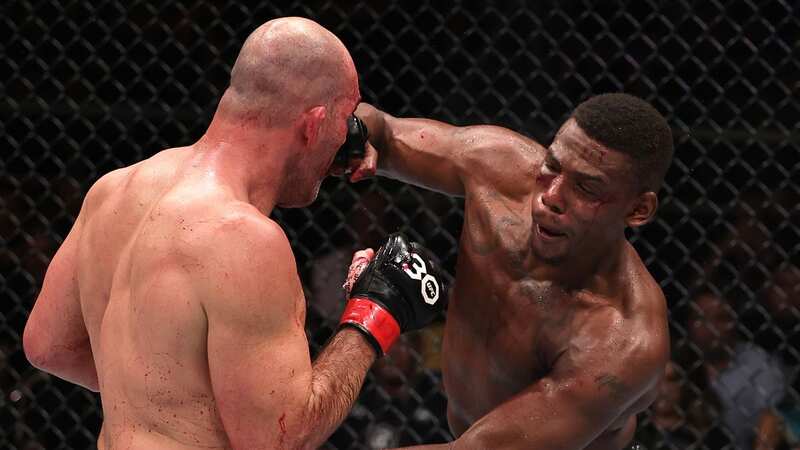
(441, 146, 668, 447)
(77, 148, 292, 449)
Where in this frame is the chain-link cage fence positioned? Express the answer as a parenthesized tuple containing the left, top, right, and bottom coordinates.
(2, 1, 799, 449)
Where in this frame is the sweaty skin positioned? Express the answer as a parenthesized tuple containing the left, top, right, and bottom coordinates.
(24, 18, 373, 450)
(355, 104, 670, 450)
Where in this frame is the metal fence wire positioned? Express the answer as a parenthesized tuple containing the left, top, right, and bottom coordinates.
(2, 1, 799, 449)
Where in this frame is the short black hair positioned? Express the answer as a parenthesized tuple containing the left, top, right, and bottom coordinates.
(572, 93, 674, 192)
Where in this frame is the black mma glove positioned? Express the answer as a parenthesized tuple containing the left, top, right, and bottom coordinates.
(339, 233, 448, 356)
(333, 114, 368, 168)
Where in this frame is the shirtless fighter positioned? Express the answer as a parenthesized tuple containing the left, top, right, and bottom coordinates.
(23, 17, 446, 449)
(346, 93, 674, 449)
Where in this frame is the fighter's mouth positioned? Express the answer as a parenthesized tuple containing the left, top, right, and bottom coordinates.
(537, 224, 566, 239)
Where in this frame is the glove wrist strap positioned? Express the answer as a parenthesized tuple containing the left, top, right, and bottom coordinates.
(339, 297, 400, 357)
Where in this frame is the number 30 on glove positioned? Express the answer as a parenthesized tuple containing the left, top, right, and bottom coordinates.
(339, 233, 448, 356)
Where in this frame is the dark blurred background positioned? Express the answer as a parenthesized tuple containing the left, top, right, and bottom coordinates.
(2, 1, 798, 449)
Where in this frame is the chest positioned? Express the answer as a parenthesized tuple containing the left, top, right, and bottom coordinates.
(443, 264, 586, 423)
(450, 260, 585, 395)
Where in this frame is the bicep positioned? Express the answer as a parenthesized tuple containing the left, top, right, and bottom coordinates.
(206, 302, 312, 448)
(378, 115, 468, 196)
(379, 114, 540, 197)
(198, 220, 313, 448)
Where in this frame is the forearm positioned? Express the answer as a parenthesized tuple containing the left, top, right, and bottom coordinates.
(399, 385, 621, 450)
(302, 327, 376, 448)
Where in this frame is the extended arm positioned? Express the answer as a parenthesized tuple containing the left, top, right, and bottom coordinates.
(23, 210, 98, 392)
(395, 308, 666, 450)
(355, 103, 541, 197)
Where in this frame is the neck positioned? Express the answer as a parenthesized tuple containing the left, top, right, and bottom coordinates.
(195, 116, 296, 215)
(530, 235, 627, 291)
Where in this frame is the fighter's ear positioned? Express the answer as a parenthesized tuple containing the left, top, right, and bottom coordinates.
(301, 105, 327, 147)
(626, 191, 658, 228)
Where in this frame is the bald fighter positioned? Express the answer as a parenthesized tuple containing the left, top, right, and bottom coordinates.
(23, 18, 446, 449)
(346, 93, 673, 449)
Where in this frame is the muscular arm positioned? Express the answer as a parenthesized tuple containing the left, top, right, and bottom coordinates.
(23, 208, 98, 392)
(306, 328, 375, 436)
(397, 309, 666, 450)
(356, 103, 541, 197)
(198, 211, 375, 449)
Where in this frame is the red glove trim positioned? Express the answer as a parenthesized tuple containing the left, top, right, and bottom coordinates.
(339, 297, 401, 356)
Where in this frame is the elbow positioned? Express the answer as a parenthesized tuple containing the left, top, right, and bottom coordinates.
(23, 320, 99, 392)
(23, 320, 69, 372)
(23, 321, 52, 370)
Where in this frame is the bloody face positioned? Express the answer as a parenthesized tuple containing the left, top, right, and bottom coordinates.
(288, 85, 361, 207)
(312, 96, 359, 187)
(530, 119, 640, 264)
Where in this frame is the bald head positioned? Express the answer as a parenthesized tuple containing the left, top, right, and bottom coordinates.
(220, 17, 357, 126)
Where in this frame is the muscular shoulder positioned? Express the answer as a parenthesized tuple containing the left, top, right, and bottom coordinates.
(618, 245, 669, 342)
(601, 257, 670, 405)
(568, 297, 668, 401)
(80, 166, 133, 213)
(81, 147, 187, 213)
(190, 204, 294, 274)
(183, 205, 303, 327)
(456, 125, 545, 195)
